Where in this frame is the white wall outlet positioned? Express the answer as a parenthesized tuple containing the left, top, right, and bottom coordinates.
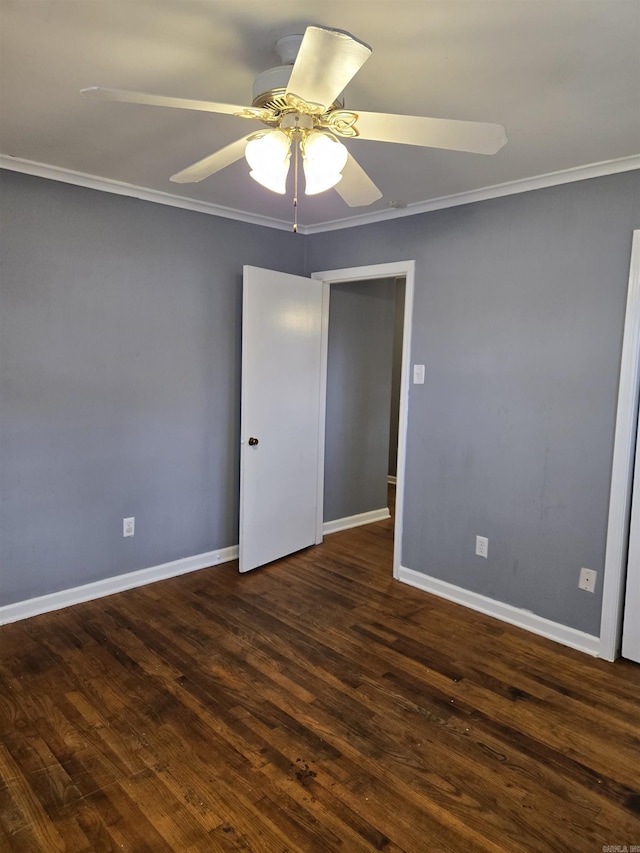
(123, 517, 135, 538)
(475, 535, 488, 559)
(578, 567, 597, 592)
(413, 364, 425, 384)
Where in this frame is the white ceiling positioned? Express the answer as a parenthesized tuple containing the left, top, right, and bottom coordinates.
(1, 0, 638, 230)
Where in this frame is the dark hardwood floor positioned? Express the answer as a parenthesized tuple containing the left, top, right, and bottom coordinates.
(2, 494, 640, 851)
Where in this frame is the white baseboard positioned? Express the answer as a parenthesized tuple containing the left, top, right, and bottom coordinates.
(323, 507, 390, 536)
(0, 546, 239, 626)
(398, 566, 601, 657)
(387, 476, 397, 485)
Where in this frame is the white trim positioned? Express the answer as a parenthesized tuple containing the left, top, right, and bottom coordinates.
(622, 419, 640, 662)
(303, 156, 640, 234)
(398, 566, 601, 657)
(312, 261, 415, 582)
(600, 230, 640, 661)
(387, 475, 397, 485)
(315, 283, 331, 544)
(0, 155, 293, 232)
(3, 153, 637, 236)
(0, 546, 238, 626)
(323, 507, 390, 535)
(394, 267, 415, 580)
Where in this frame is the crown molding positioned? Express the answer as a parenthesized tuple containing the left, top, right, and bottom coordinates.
(303, 155, 640, 233)
(2, 153, 638, 235)
(0, 155, 293, 232)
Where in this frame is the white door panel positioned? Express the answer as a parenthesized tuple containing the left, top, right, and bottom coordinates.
(239, 266, 323, 572)
(622, 405, 640, 663)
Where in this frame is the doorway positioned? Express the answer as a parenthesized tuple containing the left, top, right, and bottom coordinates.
(601, 228, 640, 660)
(313, 260, 416, 579)
(239, 261, 414, 575)
(323, 276, 401, 534)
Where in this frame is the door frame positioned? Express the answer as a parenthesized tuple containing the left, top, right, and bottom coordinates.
(312, 260, 416, 579)
(600, 229, 640, 660)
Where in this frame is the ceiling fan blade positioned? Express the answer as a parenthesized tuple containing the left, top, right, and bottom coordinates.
(81, 87, 249, 117)
(334, 153, 382, 207)
(170, 137, 249, 183)
(354, 111, 508, 154)
(286, 27, 371, 111)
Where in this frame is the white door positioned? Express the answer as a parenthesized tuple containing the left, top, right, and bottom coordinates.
(622, 407, 640, 663)
(239, 265, 324, 572)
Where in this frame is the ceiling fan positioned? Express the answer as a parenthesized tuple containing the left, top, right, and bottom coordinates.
(82, 26, 507, 220)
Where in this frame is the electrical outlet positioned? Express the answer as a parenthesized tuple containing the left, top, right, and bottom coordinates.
(123, 517, 135, 538)
(578, 567, 597, 592)
(475, 535, 488, 559)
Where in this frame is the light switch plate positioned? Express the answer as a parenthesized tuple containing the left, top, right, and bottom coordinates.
(413, 364, 425, 384)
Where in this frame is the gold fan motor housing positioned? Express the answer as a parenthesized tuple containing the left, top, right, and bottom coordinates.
(252, 87, 344, 118)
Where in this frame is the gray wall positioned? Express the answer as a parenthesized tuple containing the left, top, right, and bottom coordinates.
(0, 170, 303, 605)
(388, 278, 406, 477)
(324, 278, 396, 523)
(306, 172, 640, 636)
(3, 168, 639, 640)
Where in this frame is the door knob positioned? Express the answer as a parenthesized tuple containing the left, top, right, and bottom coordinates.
(248, 437, 259, 446)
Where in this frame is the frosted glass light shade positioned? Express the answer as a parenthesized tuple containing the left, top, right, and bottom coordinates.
(245, 130, 291, 194)
(303, 131, 348, 195)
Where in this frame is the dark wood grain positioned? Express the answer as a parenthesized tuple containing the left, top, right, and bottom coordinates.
(2, 488, 640, 851)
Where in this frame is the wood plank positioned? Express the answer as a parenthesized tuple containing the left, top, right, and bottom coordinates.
(1, 505, 639, 850)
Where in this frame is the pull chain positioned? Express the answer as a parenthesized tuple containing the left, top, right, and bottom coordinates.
(293, 130, 299, 233)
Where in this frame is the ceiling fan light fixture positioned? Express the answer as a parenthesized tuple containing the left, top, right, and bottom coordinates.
(302, 130, 348, 196)
(245, 129, 292, 194)
(82, 24, 507, 216)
